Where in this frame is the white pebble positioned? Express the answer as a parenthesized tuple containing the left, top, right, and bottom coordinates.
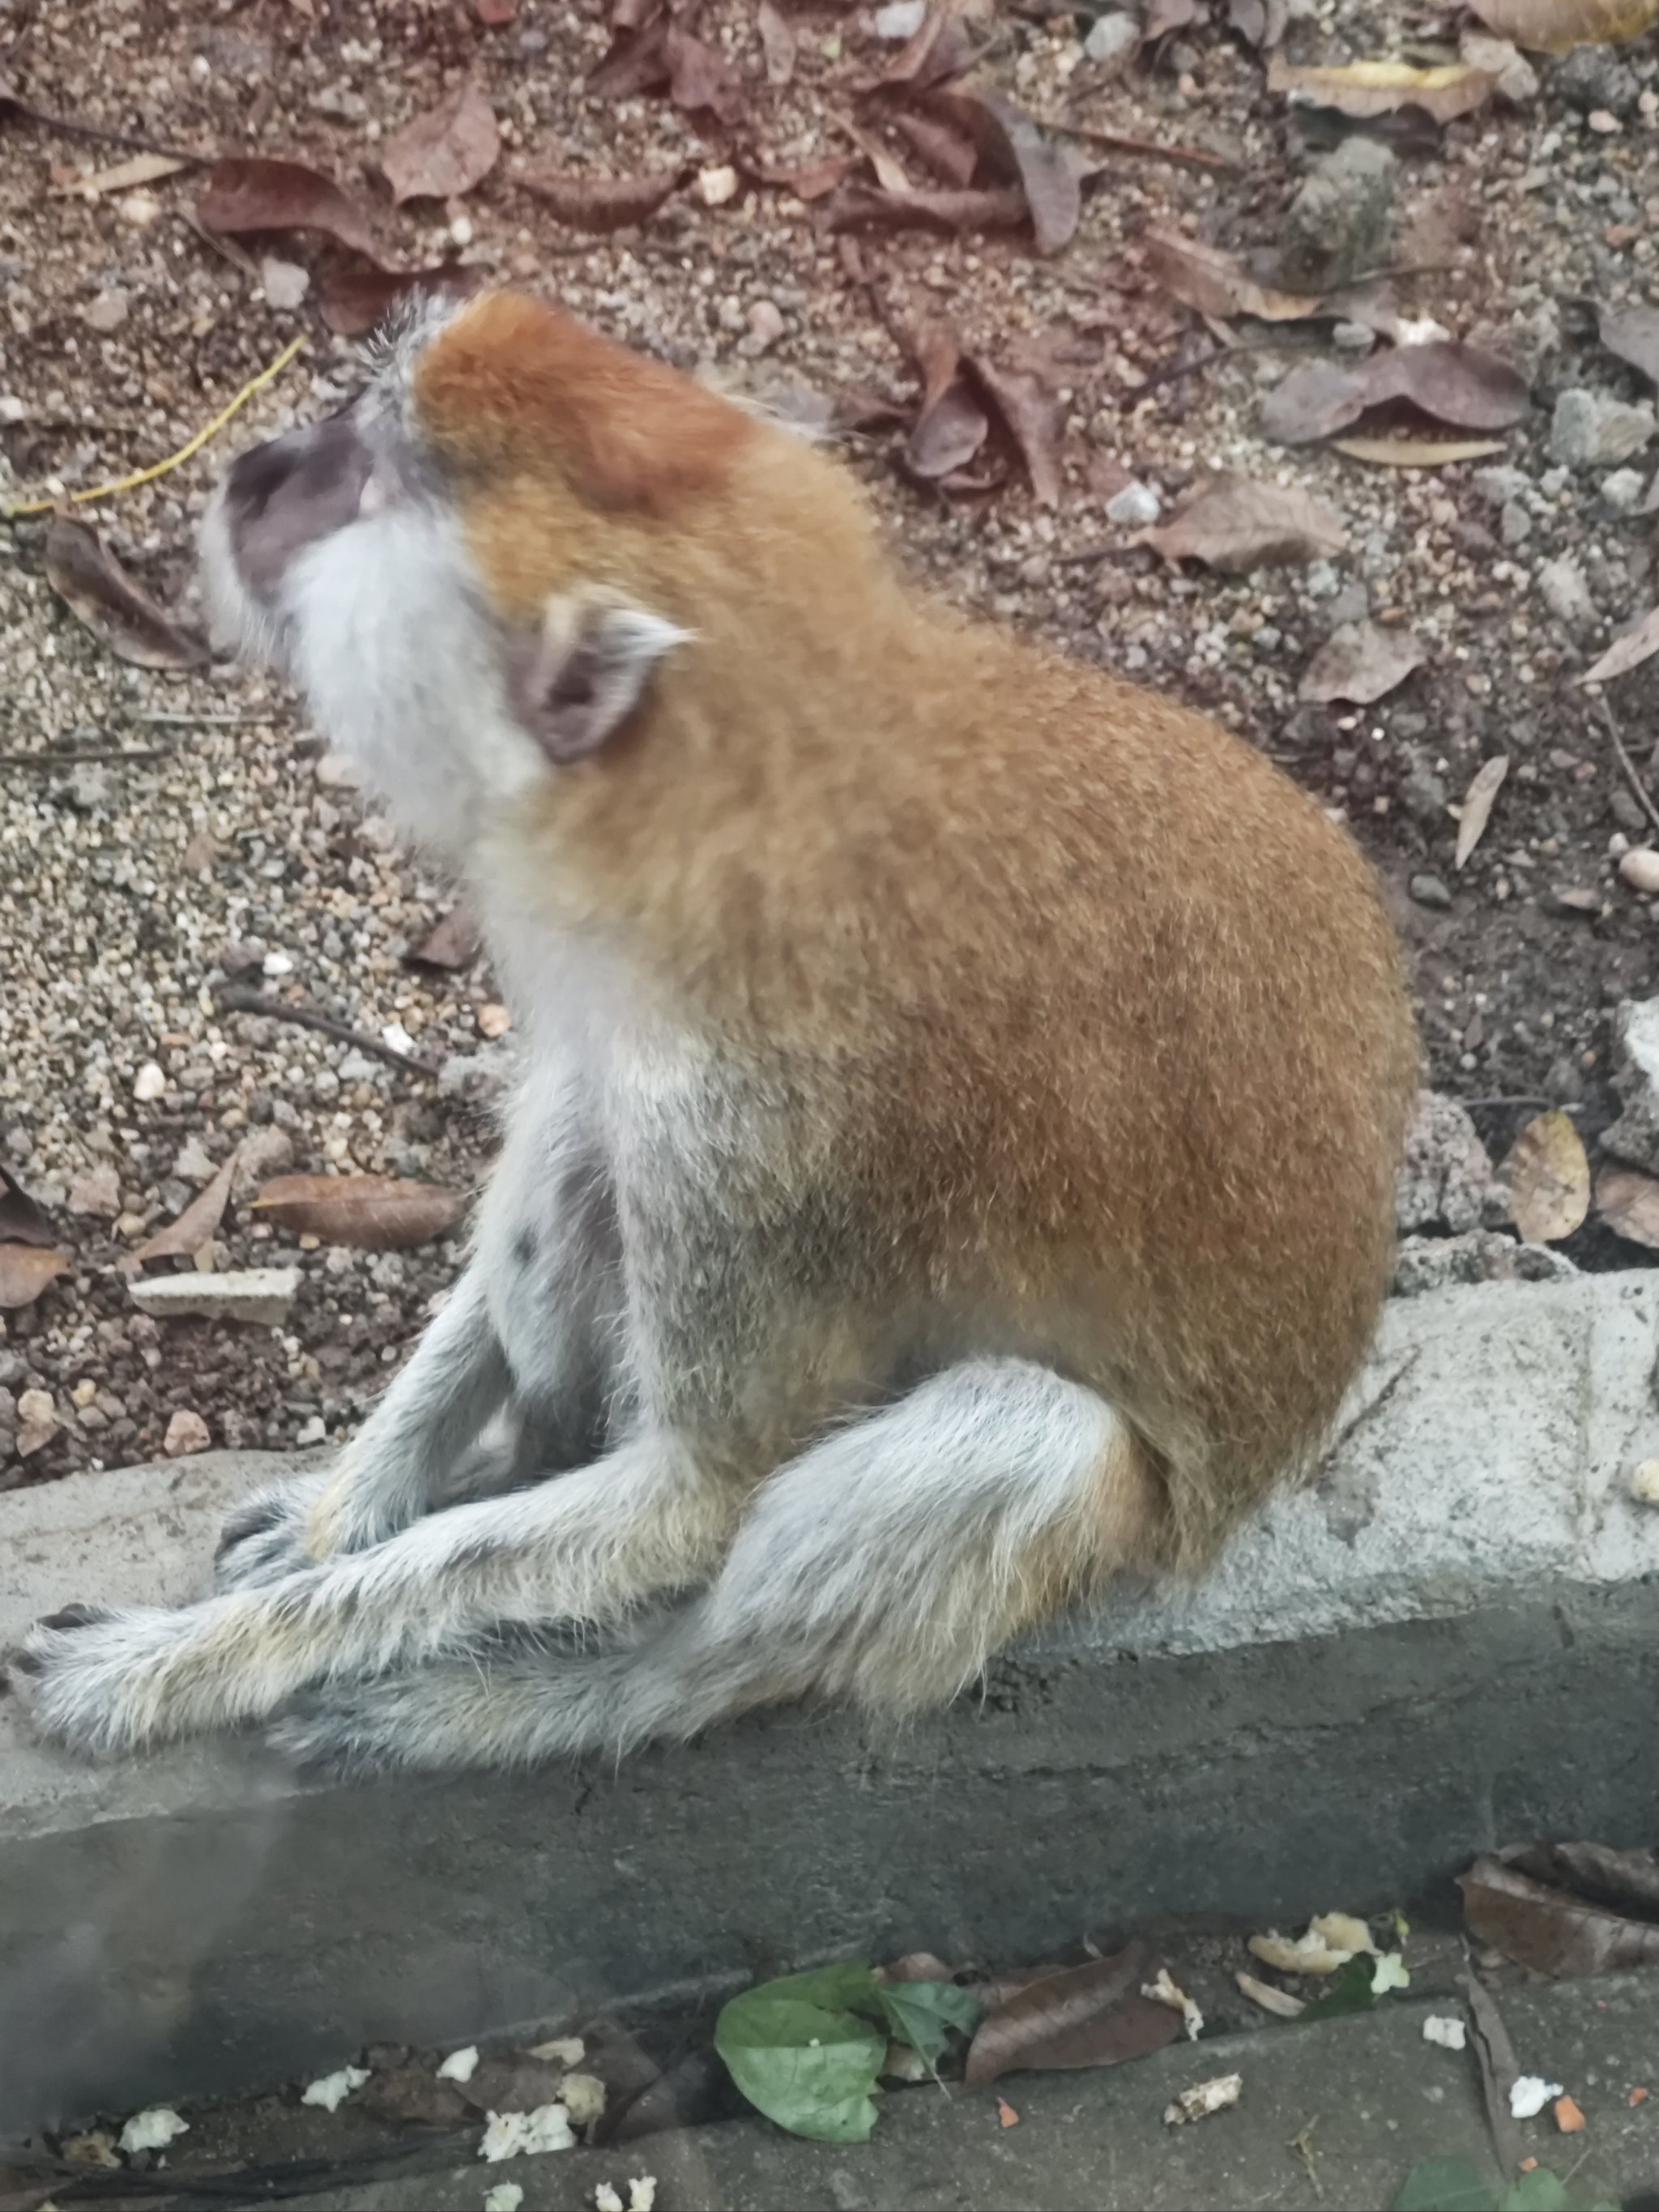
(133, 1061, 166, 1102)
(119, 2108, 190, 2154)
(1619, 849, 1659, 894)
(262, 949, 295, 978)
(1631, 1458, 1659, 1505)
(1106, 482, 1161, 527)
(1510, 2075, 1563, 2120)
(437, 2044, 481, 2082)
(1422, 2015, 1467, 2050)
(301, 2065, 369, 2112)
(695, 164, 740, 207)
(874, 0, 926, 34)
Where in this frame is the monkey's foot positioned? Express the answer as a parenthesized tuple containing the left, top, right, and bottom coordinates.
(8, 1604, 175, 1760)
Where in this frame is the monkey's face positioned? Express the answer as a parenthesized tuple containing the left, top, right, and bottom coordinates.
(200, 291, 751, 864)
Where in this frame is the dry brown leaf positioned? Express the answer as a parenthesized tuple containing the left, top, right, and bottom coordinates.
(251, 1174, 467, 1250)
(52, 152, 190, 198)
(968, 354, 1065, 507)
(964, 1943, 1180, 2086)
(1261, 343, 1528, 445)
(121, 1149, 240, 1275)
(1597, 302, 1659, 389)
(408, 909, 484, 971)
(1141, 473, 1348, 571)
(589, 11, 673, 100)
(1510, 1841, 1659, 1916)
(1460, 1851, 1659, 1975)
(925, 88, 1087, 255)
(0, 1245, 69, 1311)
(0, 1165, 55, 1247)
(1144, 228, 1328, 323)
(1583, 605, 1659, 687)
(45, 515, 205, 671)
(1332, 434, 1510, 467)
(753, 154, 856, 201)
(905, 327, 990, 481)
(1267, 53, 1497, 122)
(876, 4, 983, 90)
(1503, 1110, 1590, 1243)
(1465, 0, 1658, 51)
(521, 168, 684, 232)
(834, 113, 914, 194)
(825, 181, 1028, 238)
(476, 0, 518, 20)
(1454, 753, 1510, 869)
(892, 110, 979, 186)
(665, 26, 747, 125)
(757, 0, 796, 83)
(382, 83, 500, 203)
(318, 262, 481, 339)
(198, 157, 376, 257)
(1300, 620, 1427, 704)
(1594, 1166, 1659, 1248)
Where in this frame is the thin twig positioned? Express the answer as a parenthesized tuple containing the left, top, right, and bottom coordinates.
(1598, 692, 1659, 838)
(123, 710, 284, 726)
(0, 746, 170, 765)
(216, 987, 443, 1078)
(3, 334, 307, 518)
(1049, 116, 1239, 173)
(0, 83, 207, 164)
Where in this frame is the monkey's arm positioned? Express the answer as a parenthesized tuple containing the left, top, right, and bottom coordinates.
(12, 1430, 740, 1758)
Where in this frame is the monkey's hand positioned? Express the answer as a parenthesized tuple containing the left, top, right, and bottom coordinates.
(8, 1601, 215, 1760)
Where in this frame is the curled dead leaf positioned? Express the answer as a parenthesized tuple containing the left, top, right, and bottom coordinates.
(1454, 754, 1511, 870)
(1594, 1166, 1659, 1248)
(1582, 605, 1659, 688)
(0, 1165, 56, 1247)
(963, 1942, 1181, 2086)
(1331, 434, 1510, 467)
(966, 354, 1065, 507)
(198, 157, 375, 257)
(905, 327, 989, 481)
(825, 181, 1028, 239)
(924, 89, 1088, 256)
(382, 83, 500, 203)
(1267, 53, 1498, 123)
(44, 515, 205, 671)
(1144, 227, 1328, 322)
(0, 1245, 70, 1311)
(892, 110, 979, 186)
(876, 4, 984, 91)
(121, 1149, 240, 1274)
(757, 0, 795, 84)
(250, 1174, 467, 1251)
(1262, 343, 1529, 445)
(521, 168, 685, 232)
(318, 262, 481, 339)
(1300, 620, 1427, 705)
(752, 154, 856, 202)
(1502, 1109, 1590, 1244)
(1461, 1849, 1659, 1975)
(1465, 0, 1659, 52)
(1141, 474, 1348, 571)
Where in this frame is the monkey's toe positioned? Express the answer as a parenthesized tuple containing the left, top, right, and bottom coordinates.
(10, 1602, 113, 1676)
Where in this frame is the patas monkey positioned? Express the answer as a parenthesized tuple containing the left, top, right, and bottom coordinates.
(11, 292, 1418, 1773)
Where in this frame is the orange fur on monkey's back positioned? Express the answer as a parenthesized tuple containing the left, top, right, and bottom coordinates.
(424, 295, 1420, 1559)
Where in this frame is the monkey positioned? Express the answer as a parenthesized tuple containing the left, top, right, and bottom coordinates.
(8, 290, 1418, 1775)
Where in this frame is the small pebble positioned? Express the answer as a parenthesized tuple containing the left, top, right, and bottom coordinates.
(259, 258, 309, 310)
(1106, 481, 1161, 526)
(133, 1062, 167, 1103)
(1619, 849, 1659, 894)
(1410, 873, 1452, 910)
(163, 1408, 211, 1457)
(696, 165, 740, 207)
(1083, 10, 1140, 65)
(1631, 1459, 1659, 1506)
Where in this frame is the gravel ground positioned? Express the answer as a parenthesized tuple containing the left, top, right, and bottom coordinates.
(2, 0, 1657, 1485)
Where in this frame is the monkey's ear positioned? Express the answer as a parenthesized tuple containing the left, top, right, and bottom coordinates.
(522, 599, 690, 764)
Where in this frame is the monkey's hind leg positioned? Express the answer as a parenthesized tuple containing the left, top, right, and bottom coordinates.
(271, 1361, 1167, 1775)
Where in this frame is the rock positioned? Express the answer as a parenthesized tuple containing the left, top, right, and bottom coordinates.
(1500, 501, 1533, 548)
(1601, 467, 1647, 514)
(1631, 1459, 1659, 1507)
(1473, 466, 1529, 507)
(1331, 321, 1375, 354)
(742, 300, 784, 356)
(132, 1062, 166, 1104)
(1399, 764, 1448, 828)
(477, 1002, 513, 1039)
(1107, 481, 1161, 526)
(1395, 1091, 1502, 1236)
(126, 1268, 300, 1327)
(1393, 1231, 1577, 1298)
(1537, 555, 1597, 634)
(83, 288, 130, 335)
(1461, 32, 1536, 104)
(1550, 43, 1640, 118)
(1277, 139, 1396, 292)
(67, 1164, 121, 1218)
(1410, 872, 1452, 910)
(1548, 390, 1657, 471)
(695, 165, 740, 209)
(1601, 999, 1659, 1174)
(231, 1132, 296, 1203)
(174, 1136, 217, 1184)
(163, 1409, 211, 1458)
(16, 1387, 58, 1456)
(260, 258, 309, 310)
(874, 0, 927, 35)
(1619, 850, 1659, 894)
(1611, 788, 1648, 837)
(1083, 10, 1141, 66)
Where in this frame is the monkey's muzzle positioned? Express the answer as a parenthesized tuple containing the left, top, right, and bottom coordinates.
(219, 415, 377, 608)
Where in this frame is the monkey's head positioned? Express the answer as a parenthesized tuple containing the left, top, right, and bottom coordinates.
(202, 290, 881, 871)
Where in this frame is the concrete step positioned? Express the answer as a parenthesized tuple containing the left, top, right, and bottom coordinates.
(5, 1273, 1659, 2130)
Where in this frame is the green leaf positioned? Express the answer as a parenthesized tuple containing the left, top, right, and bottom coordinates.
(876, 1977, 984, 2067)
(1300, 1954, 1380, 2021)
(1392, 2158, 1496, 2212)
(714, 1989, 886, 2143)
(1499, 2176, 1574, 2212)
(742, 1962, 885, 2015)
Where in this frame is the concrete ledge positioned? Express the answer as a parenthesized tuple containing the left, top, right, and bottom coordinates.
(4, 1276, 1659, 2129)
